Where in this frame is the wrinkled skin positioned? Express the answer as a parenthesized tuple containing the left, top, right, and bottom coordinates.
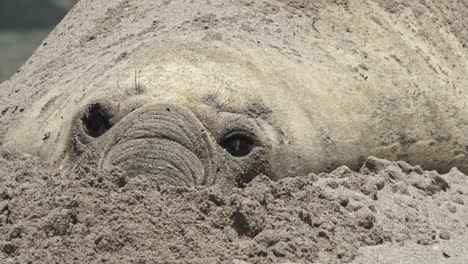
(69, 99, 271, 187)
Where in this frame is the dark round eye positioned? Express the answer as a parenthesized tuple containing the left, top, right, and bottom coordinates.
(220, 133, 255, 157)
(82, 104, 112, 138)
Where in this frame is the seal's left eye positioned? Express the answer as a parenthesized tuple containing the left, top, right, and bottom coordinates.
(220, 132, 255, 157)
(82, 104, 112, 138)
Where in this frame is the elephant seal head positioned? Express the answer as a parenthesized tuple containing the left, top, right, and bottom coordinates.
(45, 40, 287, 188)
(3, 0, 468, 189)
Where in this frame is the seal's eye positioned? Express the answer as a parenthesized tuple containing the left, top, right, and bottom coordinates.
(82, 104, 112, 138)
(220, 132, 255, 157)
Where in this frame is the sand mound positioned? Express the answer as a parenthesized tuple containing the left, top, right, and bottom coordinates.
(1, 148, 467, 263)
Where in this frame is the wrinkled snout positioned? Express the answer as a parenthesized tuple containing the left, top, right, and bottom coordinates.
(69, 100, 268, 188)
(99, 104, 221, 187)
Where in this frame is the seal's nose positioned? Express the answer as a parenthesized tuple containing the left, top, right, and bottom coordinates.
(100, 103, 219, 186)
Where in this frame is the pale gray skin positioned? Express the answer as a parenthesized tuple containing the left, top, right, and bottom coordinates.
(1, 0, 467, 187)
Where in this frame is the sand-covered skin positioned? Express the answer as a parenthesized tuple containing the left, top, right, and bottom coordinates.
(1, 148, 467, 263)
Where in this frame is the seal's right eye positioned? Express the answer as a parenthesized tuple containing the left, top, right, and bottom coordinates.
(82, 104, 112, 138)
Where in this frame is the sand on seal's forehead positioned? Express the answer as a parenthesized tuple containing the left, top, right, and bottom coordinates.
(0, 0, 467, 184)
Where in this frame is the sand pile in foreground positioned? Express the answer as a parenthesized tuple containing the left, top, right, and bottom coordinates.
(0, 148, 467, 263)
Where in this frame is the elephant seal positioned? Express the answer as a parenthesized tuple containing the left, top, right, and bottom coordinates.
(0, 0, 467, 187)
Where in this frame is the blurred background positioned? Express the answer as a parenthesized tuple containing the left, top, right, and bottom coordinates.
(0, 0, 76, 81)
